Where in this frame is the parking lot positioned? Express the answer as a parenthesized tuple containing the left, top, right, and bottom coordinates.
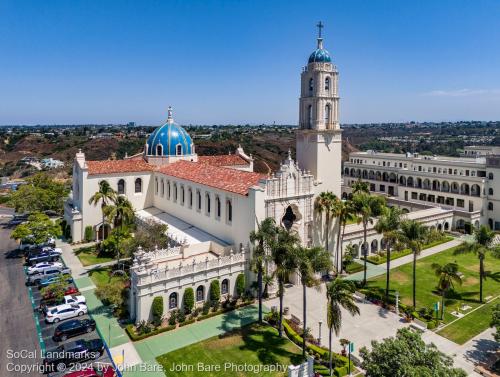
(1, 217, 115, 377)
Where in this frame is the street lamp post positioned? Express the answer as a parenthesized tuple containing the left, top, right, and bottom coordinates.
(395, 291, 400, 315)
(318, 320, 323, 345)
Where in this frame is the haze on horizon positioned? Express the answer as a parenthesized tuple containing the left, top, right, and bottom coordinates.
(1, 0, 500, 125)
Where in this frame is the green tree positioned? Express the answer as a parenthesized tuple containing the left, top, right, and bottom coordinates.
(183, 288, 195, 314)
(103, 195, 134, 229)
(88, 180, 116, 240)
(101, 227, 132, 268)
(491, 303, 500, 342)
(326, 278, 360, 375)
(374, 205, 403, 302)
(8, 173, 69, 214)
(11, 212, 62, 244)
(295, 246, 332, 357)
(95, 282, 124, 309)
(236, 274, 245, 297)
(398, 220, 428, 308)
(272, 227, 300, 337)
(209, 280, 221, 304)
(360, 328, 467, 377)
(351, 179, 369, 195)
(122, 219, 169, 257)
(40, 276, 67, 301)
(334, 200, 355, 274)
(151, 296, 164, 326)
(315, 191, 337, 253)
(454, 225, 500, 302)
(84, 225, 94, 242)
(431, 262, 462, 320)
(249, 217, 278, 324)
(352, 192, 386, 285)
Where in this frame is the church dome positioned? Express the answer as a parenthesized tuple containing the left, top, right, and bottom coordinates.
(146, 107, 194, 156)
(308, 47, 331, 63)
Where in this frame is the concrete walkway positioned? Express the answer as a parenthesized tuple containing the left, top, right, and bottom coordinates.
(345, 237, 463, 281)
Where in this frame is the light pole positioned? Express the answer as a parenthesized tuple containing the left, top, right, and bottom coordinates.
(318, 320, 323, 345)
(395, 291, 400, 316)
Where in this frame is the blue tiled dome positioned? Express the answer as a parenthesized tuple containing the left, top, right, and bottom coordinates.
(308, 48, 331, 63)
(146, 111, 194, 156)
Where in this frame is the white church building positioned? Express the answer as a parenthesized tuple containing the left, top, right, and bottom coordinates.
(64, 27, 480, 322)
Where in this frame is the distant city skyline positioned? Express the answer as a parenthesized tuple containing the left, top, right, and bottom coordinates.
(1, 0, 500, 125)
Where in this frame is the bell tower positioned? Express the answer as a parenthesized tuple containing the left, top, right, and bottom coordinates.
(296, 22, 342, 195)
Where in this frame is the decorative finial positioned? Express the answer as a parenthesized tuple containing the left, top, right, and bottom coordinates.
(167, 106, 174, 124)
(316, 21, 324, 49)
(287, 148, 292, 160)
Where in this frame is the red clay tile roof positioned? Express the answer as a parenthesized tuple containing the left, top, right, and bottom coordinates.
(86, 159, 154, 175)
(198, 154, 249, 167)
(158, 160, 263, 195)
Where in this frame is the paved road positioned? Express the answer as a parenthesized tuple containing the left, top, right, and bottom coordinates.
(0, 220, 43, 377)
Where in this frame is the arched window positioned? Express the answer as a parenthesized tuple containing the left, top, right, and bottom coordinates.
(167, 181, 171, 199)
(173, 183, 178, 201)
(489, 172, 494, 180)
(196, 286, 204, 302)
(161, 179, 164, 196)
(216, 196, 221, 218)
(181, 185, 185, 204)
(489, 188, 494, 195)
(169, 292, 177, 309)
(197, 190, 201, 210)
(221, 279, 229, 295)
(325, 104, 331, 126)
(488, 202, 494, 210)
(176, 144, 182, 156)
(308, 78, 313, 92)
(134, 178, 142, 193)
(226, 199, 232, 223)
(307, 105, 313, 128)
(117, 179, 125, 195)
(188, 187, 193, 207)
(156, 144, 163, 156)
(325, 77, 330, 91)
(205, 193, 211, 215)
(155, 178, 158, 194)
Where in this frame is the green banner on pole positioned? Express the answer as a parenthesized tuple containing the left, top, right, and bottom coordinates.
(349, 342, 354, 352)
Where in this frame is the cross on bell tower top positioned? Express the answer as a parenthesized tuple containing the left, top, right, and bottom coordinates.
(316, 21, 324, 39)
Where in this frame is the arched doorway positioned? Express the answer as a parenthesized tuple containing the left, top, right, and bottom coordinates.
(97, 224, 111, 240)
(282, 205, 297, 231)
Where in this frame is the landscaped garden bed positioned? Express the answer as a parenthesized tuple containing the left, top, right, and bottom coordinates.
(75, 245, 114, 266)
(344, 261, 364, 274)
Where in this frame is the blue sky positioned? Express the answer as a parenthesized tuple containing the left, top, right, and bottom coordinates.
(1, 0, 500, 125)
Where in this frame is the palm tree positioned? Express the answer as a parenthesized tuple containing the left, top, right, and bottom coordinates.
(103, 195, 134, 230)
(431, 262, 462, 319)
(454, 225, 500, 302)
(249, 217, 278, 324)
(295, 246, 332, 357)
(271, 227, 300, 337)
(351, 179, 369, 195)
(326, 279, 360, 376)
(352, 193, 386, 285)
(398, 220, 428, 308)
(315, 191, 337, 253)
(374, 206, 403, 302)
(335, 200, 356, 274)
(88, 180, 116, 240)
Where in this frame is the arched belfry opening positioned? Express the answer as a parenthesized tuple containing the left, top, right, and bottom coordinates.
(282, 205, 297, 231)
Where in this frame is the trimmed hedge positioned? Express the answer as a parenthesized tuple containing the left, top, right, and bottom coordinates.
(345, 261, 364, 274)
(179, 318, 196, 327)
(236, 274, 245, 297)
(125, 324, 176, 341)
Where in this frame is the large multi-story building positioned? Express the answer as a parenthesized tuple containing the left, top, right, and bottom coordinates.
(343, 148, 500, 230)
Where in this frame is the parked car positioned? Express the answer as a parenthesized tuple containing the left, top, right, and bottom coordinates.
(27, 261, 64, 275)
(27, 267, 71, 285)
(62, 366, 116, 377)
(45, 303, 88, 323)
(43, 286, 79, 300)
(38, 275, 73, 289)
(39, 246, 63, 255)
(43, 338, 104, 372)
(26, 251, 60, 266)
(19, 236, 56, 251)
(53, 318, 96, 341)
(41, 295, 86, 314)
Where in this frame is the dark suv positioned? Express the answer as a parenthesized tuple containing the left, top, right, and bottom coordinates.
(42, 338, 104, 373)
(53, 319, 96, 341)
(26, 251, 60, 266)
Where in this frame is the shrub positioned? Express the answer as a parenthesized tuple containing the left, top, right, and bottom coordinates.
(168, 310, 178, 326)
(151, 296, 164, 326)
(209, 280, 221, 303)
(179, 318, 196, 327)
(236, 274, 245, 297)
(202, 301, 211, 315)
(183, 288, 194, 314)
(178, 309, 186, 323)
(125, 323, 176, 341)
(84, 226, 94, 242)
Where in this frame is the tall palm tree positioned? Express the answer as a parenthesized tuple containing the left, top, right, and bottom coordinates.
(103, 195, 134, 230)
(315, 191, 337, 253)
(454, 225, 500, 302)
(398, 220, 428, 308)
(326, 279, 360, 376)
(351, 179, 369, 195)
(249, 217, 278, 324)
(295, 246, 332, 357)
(88, 180, 116, 240)
(374, 206, 403, 302)
(352, 193, 386, 285)
(431, 262, 462, 319)
(335, 200, 356, 274)
(271, 227, 300, 337)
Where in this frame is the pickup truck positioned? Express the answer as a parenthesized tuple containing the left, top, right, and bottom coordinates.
(25, 251, 60, 266)
(26, 267, 71, 285)
(40, 295, 86, 314)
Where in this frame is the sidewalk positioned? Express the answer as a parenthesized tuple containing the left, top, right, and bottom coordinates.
(345, 238, 463, 281)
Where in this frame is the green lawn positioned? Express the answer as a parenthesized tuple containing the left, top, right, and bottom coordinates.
(88, 266, 127, 287)
(365, 245, 500, 341)
(156, 324, 304, 377)
(75, 246, 114, 266)
(437, 297, 499, 344)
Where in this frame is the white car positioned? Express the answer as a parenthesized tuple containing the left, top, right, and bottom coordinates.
(64, 295, 86, 305)
(45, 303, 88, 323)
(27, 262, 64, 275)
(39, 246, 63, 255)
